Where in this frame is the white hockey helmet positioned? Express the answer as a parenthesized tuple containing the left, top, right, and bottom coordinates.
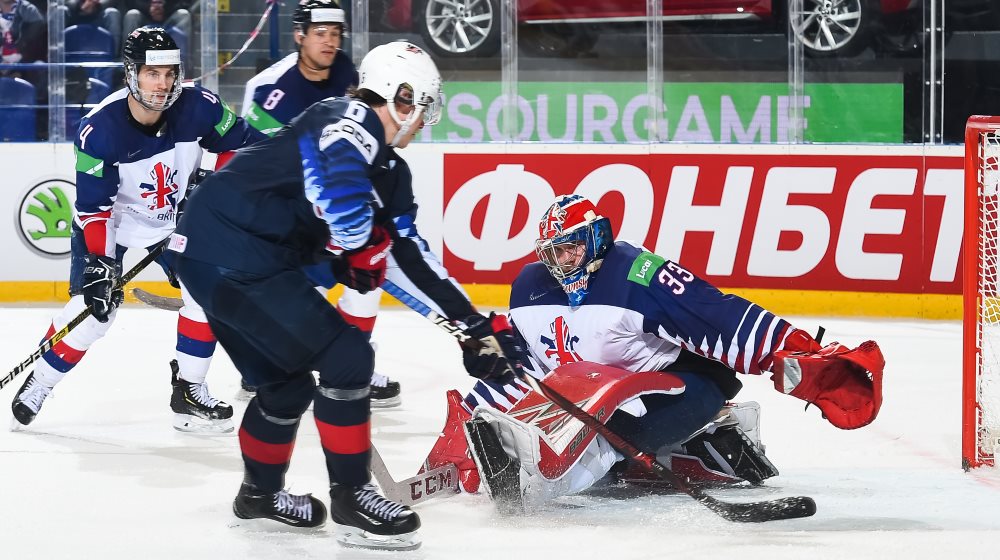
(358, 41, 443, 137)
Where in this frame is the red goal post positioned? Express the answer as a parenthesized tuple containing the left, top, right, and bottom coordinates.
(964, 115, 1000, 469)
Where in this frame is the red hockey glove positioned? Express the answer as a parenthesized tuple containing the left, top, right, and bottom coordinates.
(781, 328, 822, 354)
(331, 226, 392, 294)
(771, 340, 885, 429)
(462, 313, 526, 383)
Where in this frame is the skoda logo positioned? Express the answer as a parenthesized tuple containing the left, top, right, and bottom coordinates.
(17, 179, 77, 258)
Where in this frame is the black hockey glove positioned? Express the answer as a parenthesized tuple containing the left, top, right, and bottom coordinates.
(461, 313, 526, 384)
(81, 253, 123, 323)
(176, 168, 211, 227)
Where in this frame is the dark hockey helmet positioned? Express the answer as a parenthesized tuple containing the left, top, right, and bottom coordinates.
(293, 0, 346, 34)
(535, 194, 613, 307)
(123, 26, 184, 111)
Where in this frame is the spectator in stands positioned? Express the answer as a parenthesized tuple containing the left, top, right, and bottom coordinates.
(0, 0, 44, 65)
(122, 0, 190, 50)
(67, 0, 124, 56)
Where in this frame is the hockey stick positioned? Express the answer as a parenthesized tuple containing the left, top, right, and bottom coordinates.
(1, 244, 166, 392)
(370, 444, 461, 506)
(131, 287, 183, 311)
(381, 280, 817, 523)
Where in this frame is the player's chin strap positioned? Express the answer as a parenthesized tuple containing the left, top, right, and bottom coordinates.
(381, 279, 818, 523)
(388, 105, 426, 147)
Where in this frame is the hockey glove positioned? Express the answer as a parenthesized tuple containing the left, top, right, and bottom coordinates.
(462, 313, 526, 383)
(175, 168, 211, 228)
(330, 225, 392, 294)
(81, 253, 123, 323)
(771, 340, 885, 429)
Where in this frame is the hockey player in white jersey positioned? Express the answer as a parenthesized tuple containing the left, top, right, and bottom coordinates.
(422, 194, 885, 511)
(10, 26, 265, 432)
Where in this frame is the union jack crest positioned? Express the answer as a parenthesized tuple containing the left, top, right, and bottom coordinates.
(539, 203, 568, 239)
(139, 162, 179, 211)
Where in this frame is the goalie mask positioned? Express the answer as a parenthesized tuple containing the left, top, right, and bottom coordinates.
(358, 41, 443, 146)
(535, 195, 613, 307)
(123, 27, 183, 112)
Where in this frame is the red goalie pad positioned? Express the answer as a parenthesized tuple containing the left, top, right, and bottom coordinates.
(506, 361, 686, 480)
(771, 341, 885, 430)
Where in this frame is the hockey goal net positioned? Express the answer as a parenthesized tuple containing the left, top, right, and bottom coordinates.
(964, 115, 1000, 469)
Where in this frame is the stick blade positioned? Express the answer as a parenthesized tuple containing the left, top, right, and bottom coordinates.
(703, 495, 817, 523)
(131, 288, 184, 311)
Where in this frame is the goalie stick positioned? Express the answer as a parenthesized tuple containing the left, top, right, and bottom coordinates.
(370, 444, 461, 506)
(380, 280, 818, 523)
(2, 244, 166, 392)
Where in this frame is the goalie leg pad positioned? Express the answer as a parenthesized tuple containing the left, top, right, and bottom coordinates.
(677, 424, 778, 486)
(419, 390, 481, 493)
(465, 418, 523, 514)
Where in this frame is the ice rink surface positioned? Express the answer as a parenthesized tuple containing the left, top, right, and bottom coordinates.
(1, 304, 998, 559)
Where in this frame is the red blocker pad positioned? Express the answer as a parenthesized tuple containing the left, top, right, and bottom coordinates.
(496, 361, 685, 481)
(772, 341, 885, 430)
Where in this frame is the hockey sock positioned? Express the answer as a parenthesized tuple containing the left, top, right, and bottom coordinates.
(314, 383, 371, 487)
(336, 306, 377, 337)
(34, 296, 115, 387)
(175, 310, 217, 384)
(238, 399, 300, 493)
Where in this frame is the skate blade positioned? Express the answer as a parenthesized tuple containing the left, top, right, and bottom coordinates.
(173, 413, 235, 434)
(9, 417, 28, 432)
(370, 396, 402, 409)
(228, 517, 324, 533)
(333, 525, 421, 551)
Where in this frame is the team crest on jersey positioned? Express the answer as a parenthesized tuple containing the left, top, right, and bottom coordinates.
(139, 162, 180, 211)
(540, 316, 582, 365)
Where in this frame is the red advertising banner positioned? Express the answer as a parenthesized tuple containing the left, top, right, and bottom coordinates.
(441, 153, 964, 294)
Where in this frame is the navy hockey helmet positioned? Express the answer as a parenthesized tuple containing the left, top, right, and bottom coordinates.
(293, 0, 346, 33)
(535, 194, 613, 307)
(123, 26, 183, 111)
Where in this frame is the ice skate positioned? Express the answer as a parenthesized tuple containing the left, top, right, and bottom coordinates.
(10, 372, 52, 427)
(233, 482, 327, 528)
(369, 372, 401, 408)
(169, 360, 234, 433)
(329, 482, 421, 550)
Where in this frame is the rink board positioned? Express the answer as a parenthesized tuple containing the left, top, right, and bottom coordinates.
(0, 142, 964, 318)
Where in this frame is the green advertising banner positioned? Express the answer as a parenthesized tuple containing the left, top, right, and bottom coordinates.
(421, 82, 902, 144)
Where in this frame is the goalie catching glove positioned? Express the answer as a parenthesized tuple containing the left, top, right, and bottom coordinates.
(81, 253, 123, 323)
(461, 313, 526, 383)
(771, 339, 885, 429)
(330, 225, 392, 294)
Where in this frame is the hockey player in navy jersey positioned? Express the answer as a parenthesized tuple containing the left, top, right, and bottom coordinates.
(235, 0, 407, 407)
(10, 27, 265, 432)
(424, 194, 885, 511)
(241, 0, 357, 138)
(169, 41, 518, 550)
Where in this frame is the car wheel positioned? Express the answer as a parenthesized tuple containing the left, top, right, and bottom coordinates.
(418, 0, 501, 58)
(789, 0, 879, 58)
